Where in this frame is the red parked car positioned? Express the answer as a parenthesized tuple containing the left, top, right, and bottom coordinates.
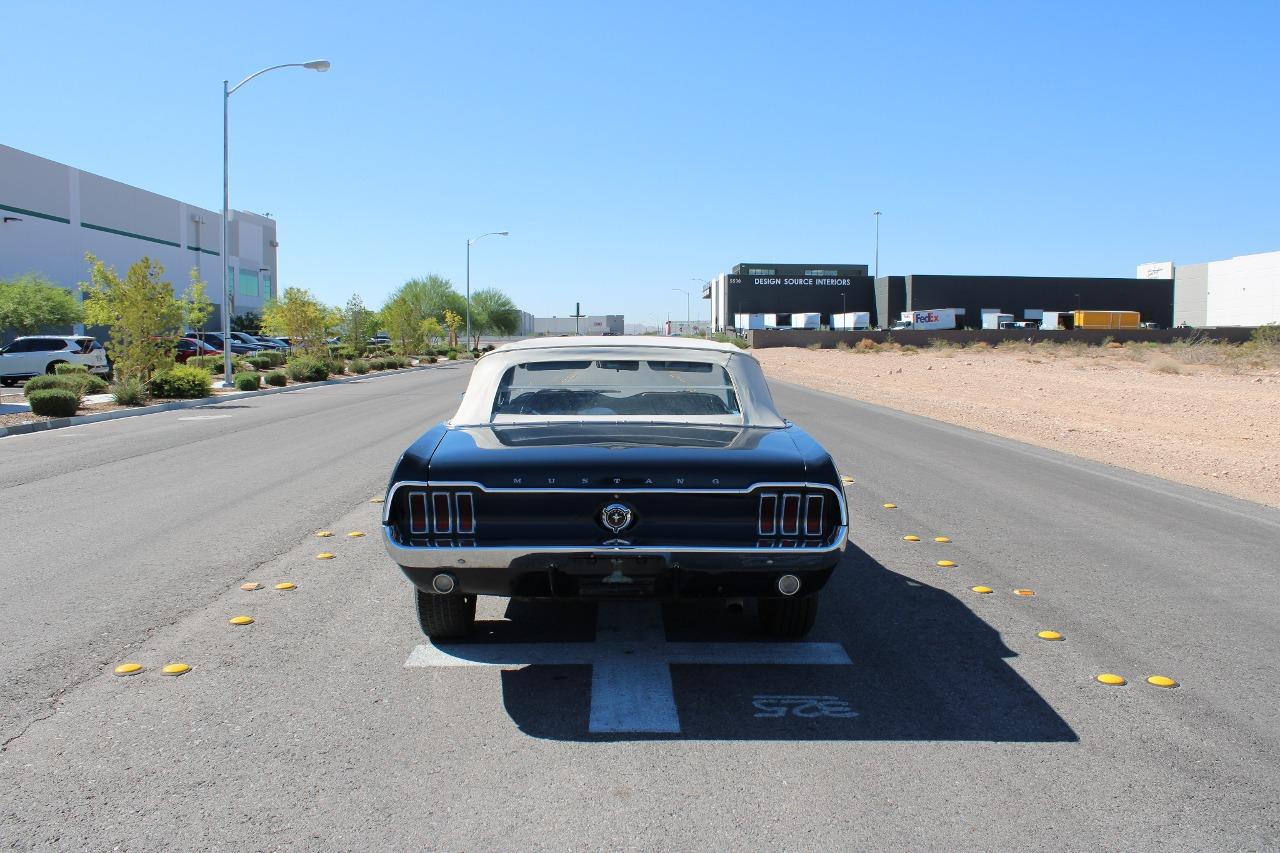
(159, 337, 223, 364)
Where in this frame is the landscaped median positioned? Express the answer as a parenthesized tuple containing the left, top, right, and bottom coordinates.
(0, 354, 460, 438)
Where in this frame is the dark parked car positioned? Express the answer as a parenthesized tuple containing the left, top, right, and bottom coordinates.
(163, 337, 222, 364)
(382, 336, 848, 640)
(189, 332, 261, 355)
(250, 335, 290, 351)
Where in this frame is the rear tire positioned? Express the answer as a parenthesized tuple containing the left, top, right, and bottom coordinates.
(758, 594, 819, 639)
(415, 588, 476, 640)
(45, 360, 65, 374)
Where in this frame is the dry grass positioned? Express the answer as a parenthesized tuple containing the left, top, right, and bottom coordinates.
(1150, 357, 1186, 375)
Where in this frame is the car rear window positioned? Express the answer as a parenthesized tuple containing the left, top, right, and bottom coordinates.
(492, 359, 740, 418)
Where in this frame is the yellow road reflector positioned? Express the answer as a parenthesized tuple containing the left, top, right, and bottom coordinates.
(883, 503, 897, 509)
(316, 552, 334, 560)
(1013, 588, 1035, 596)
(971, 586, 993, 594)
(275, 582, 296, 590)
(1096, 673, 1126, 686)
(229, 615, 254, 626)
(346, 531, 365, 538)
(316, 531, 333, 538)
(841, 475, 855, 485)
(370, 497, 385, 504)
(903, 535, 920, 542)
(240, 582, 262, 591)
(934, 536, 952, 543)
(113, 662, 143, 676)
(161, 663, 191, 676)
(1147, 675, 1179, 688)
(1037, 630, 1064, 641)
(936, 560, 956, 568)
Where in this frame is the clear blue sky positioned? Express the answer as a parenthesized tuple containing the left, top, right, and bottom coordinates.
(4, 1, 1276, 326)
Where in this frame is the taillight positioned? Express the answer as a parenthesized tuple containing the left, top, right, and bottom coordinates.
(405, 490, 477, 539)
(757, 490, 830, 544)
(780, 494, 801, 536)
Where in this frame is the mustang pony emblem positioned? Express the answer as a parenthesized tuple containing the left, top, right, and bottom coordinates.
(601, 503, 634, 533)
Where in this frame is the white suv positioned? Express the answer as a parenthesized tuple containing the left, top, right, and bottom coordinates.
(0, 336, 110, 385)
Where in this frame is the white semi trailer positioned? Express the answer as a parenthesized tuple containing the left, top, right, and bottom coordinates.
(831, 311, 871, 331)
(890, 308, 962, 331)
(790, 313, 821, 330)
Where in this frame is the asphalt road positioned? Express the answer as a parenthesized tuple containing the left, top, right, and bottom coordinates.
(1, 367, 1277, 850)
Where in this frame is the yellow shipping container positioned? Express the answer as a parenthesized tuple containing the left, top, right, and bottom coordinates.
(1073, 310, 1141, 329)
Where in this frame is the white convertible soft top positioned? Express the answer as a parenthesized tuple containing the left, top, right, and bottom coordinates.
(451, 336, 787, 428)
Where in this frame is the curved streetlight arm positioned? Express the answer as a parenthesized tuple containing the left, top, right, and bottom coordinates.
(228, 61, 327, 96)
(465, 231, 509, 347)
(468, 231, 509, 246)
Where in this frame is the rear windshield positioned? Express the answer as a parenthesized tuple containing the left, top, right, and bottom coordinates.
(492, 360, 740, 418)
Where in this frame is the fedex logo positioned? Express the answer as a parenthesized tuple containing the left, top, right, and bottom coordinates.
(914, 311, 940, 323)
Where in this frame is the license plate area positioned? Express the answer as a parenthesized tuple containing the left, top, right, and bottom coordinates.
(552, 554, 671, 598)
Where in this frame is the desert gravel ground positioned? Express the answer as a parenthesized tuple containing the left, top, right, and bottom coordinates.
(755, 343, 1280, 508)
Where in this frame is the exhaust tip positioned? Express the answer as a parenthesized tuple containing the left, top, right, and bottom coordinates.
(431, 573, 457, 594)
(777, 574, 801, 596)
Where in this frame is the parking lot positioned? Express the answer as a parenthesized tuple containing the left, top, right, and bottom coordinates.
(1, 365, 1276, 849)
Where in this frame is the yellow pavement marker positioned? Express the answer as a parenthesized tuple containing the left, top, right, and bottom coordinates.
(316, 552, 334, 560)
(229, 616, 254, 626)
(903, 535, 920, 542)
(1037, 630, 1064, 641)
(1013, 588, 1035, 597)
(1147, 675, 1179, 688)
(316, 531, 333, 538)
(936, 560, 956, 568)
(883, 503, 897, 509)
(113, 663, 143, 677)
(934, 536, 951, 543)
(369, 497, 385, 504)
(971, 585, 994, 594)
(346, 531, 365, 538)
(841, 475, 856, 485)
(1096, 673, 1126, 686)
(240, 582, 262, 591)
(275, 582, 296, 591)
(161, 663, 191, 677)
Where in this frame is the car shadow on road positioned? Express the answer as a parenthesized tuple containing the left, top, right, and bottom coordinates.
(450, 543, 1077, 743)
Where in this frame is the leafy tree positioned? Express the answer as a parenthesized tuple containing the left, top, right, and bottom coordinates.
(442, 308, 463, 349)
(80, 255, 209, 383)
(382, 295, 423, 355)
(394, 275, 466, 323)
(231, 311, 261, 334)
(0, 273, 82, 335)
(341, 295, 370, 354)
(421, 317, 446, 348)
(259, 287, 330, 354)
(470, 288, 520, 347)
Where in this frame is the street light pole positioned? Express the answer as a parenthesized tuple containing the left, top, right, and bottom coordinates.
(221, 59, 329, 387)
(873, 210, 881, 280)
(672, 288, 690, 336)
(466, 231, 509, 349)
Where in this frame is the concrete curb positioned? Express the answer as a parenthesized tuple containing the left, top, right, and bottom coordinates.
(0, 363, 461, 439)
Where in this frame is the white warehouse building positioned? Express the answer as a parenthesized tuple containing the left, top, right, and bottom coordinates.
(0, 144, 278, 337)
(1141, 250, 1280, 327)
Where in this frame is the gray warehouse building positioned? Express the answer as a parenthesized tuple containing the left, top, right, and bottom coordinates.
(0, 144, 278, 336)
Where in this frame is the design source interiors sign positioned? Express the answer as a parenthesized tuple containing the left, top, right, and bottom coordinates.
(727, 276, 857, 287)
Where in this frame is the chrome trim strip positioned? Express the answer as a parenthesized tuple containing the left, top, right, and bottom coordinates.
(383, 525, 848, 568)
(383, 480, 849, 528)
(455, 492, 476, 535)
(779, 493, 801, 536)
(758, 492, 777, 537)
(804, 494, 824, 537)
(408, 491, 428, 535)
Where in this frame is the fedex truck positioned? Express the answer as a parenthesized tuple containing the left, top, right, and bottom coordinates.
(790, 313, 821, 330)
(831, 311, 871, 331)
(891, 308, 961, 331)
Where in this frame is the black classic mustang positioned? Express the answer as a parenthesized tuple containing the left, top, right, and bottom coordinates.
(382, 336, 848, 639)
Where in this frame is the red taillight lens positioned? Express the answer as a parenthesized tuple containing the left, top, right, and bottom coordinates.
(758, 493, 777, 536)
(432, 492, 452, 534)
(455, 493, 475, 534)
(780, 493, 801, 536)
(408, 492, 428, 535)
(804, 494, 824, 536)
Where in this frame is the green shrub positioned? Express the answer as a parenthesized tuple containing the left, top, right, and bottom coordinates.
(255, 350, 286, 367)
(368, 358, 386, 371)
(112, 377, 147, 406)
(73, 374, 110, 395)
(188, 355, 224, 373)
(265, 370, 288, 387)
(334, 345, 358, 359)
(234, 372, 261, 391)
(350, 359, 370, 374)
(23, 375, 79, 397)
(447, 350, 458, 361)
(286, 357, 330, 383)
(1252, 323, 1280, 346)
(326, 358, 347, 376)
(54, 363, 89, 375)
(245, 354, 274, 371)
(149, 365, 213, 399)
(28, 388, 80, 417)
